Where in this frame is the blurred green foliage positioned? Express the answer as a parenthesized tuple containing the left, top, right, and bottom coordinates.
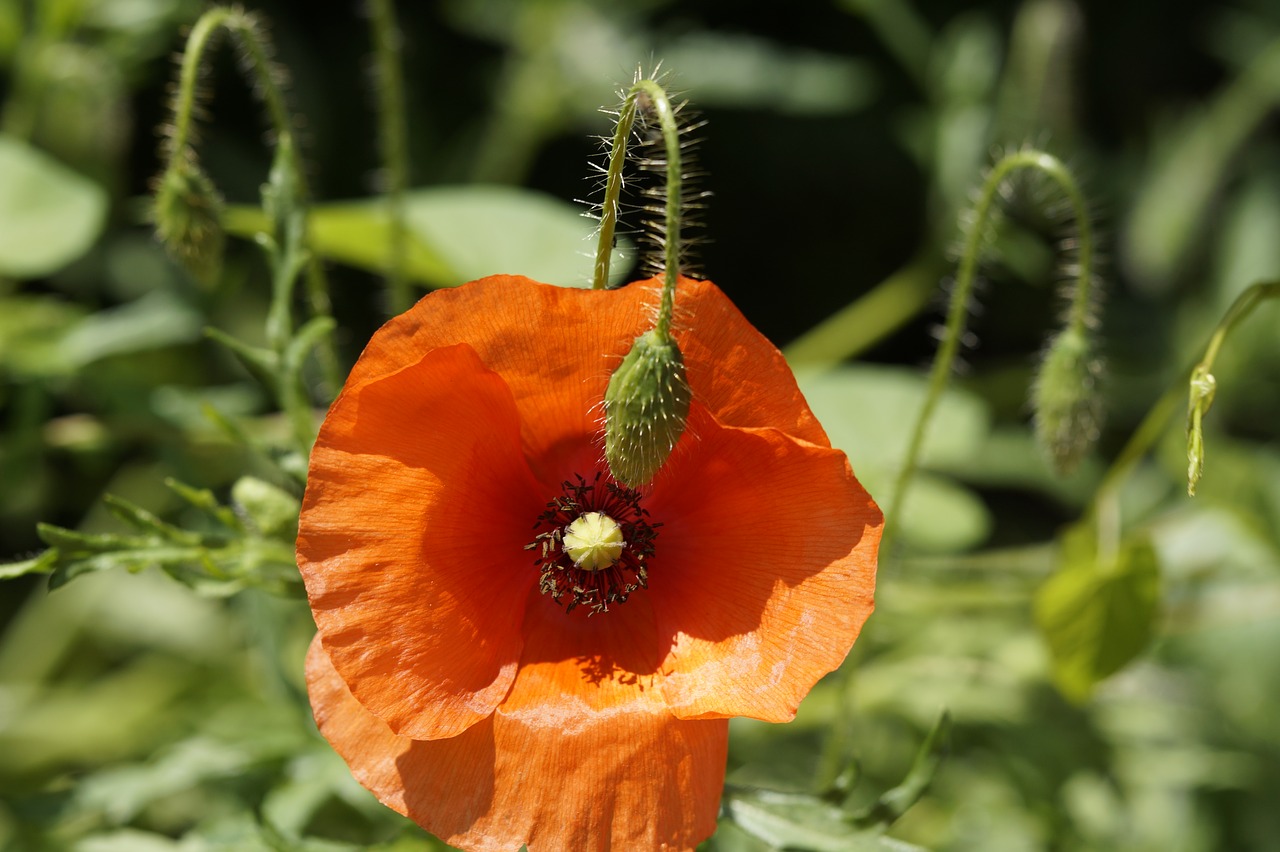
(1, 0, 1279, 850)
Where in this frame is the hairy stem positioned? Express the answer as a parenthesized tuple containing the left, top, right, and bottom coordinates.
(592, 77, 683, 336)
(884, 148, 1094, 551)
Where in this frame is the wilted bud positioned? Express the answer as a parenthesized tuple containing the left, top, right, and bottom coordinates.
(1185, 365, 1216, 496)
(1033, 326, 1102, 475)
(153, 162, 225, 285)
(603, 328, 692, 487)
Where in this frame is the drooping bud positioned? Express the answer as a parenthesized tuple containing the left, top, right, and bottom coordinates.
(1032, 326, 1103, 475)
(1185, 364, 1216, 496)
(153, 161, 225, 285)
(603, 328, 691, 487)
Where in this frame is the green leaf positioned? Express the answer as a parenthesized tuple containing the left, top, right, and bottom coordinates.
(403, 185, 606, 286)
(796, 364, 991, 473)
(224, 199, 451, 285)
(224, 185, 616, 289)
(853, 709, 952, 828)
(655, 32, 878, 115)
(873, 471, 992, 554)
(797, 365, 993, 551)
(72, 829, 181, 852)
(73, 737, 258, 824)
(723, 787, 928, 852)
(59, 290, 204, 368)
(203, 326, 281, 393)
(165, 478, 244, 531)
(37, 523, 152, 554)
(1035, 532, 1162, 702)
(104, 494, 203, 544)
(0, 295, 88, 378)
(0, 548, 57, 579)
(0, 133, 108, 277)
(231, 476, 300, 539)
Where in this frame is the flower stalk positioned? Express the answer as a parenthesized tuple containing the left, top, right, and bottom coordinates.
(1186, 280, 1280, 495)
(884, 148, 1098, 551)
(597, 77, 693, 487)
(157, 5, 341, 460)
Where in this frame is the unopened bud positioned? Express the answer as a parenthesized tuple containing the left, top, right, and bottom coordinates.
(154, 162, 224, 285)
(603, 328, 691, 487)
(1185, 365, 1216, 496)
(1033, 326, 1102, 475)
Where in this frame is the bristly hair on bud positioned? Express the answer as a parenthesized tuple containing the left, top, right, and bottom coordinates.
(152, 6, 302, 287)
(585, 67, 709, 292)
(884, 147, 1102, 550)
(592, 76, 699, 486)
(631, 93, 709, 283)
(1033, 325, 1103, 474)
(603, 328, 692, 488)
(153, 159, 225, 285)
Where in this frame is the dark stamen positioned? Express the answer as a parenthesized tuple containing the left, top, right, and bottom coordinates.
(525, 472, 659, 615)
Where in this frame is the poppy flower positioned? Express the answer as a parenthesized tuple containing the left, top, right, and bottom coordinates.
(298, 275, 881, 851)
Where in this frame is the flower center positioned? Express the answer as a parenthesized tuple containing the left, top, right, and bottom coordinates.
(563, 511, 625, 570)
(526, 473, 659, 615)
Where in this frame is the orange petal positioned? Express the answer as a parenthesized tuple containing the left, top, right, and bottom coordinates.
(307, 622, 729, 852)
(299, 343, 544, 740)
(645, 405, 882, 722)
(672, 279, 829, 446)
(340, 276, 825, 486)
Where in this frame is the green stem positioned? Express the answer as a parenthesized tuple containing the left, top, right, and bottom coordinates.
(368, 0, 411, 315)
(1090, 382, 1181, 515)
(166, 7, 236, 162)
(591, 78, 683, 334)
(883, 149, 1093, 552)
(591, 88, 641, 291)
(1185, 279, 1280, 495)
(1084, 281, 1280, 511)
(167, 6, 341, 430)
(1198, 281, 1280, 371)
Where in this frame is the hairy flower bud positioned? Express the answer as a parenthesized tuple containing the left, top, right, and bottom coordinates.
(1033, 326, 1103, 475)
(153, 162, 224, 285)
(603, 328, 691, 487)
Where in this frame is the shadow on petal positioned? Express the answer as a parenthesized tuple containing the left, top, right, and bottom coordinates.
(644, 405, 882, 722)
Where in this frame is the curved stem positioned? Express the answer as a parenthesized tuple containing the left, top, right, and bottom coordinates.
(1186, 279, 1280, 495)
(1198, 280, 1280, 370)
(592, 77, 683, 338)
(883, 149, 1094, 552)
(164, 6, 341, 399)
(592, 89, 641, 291)
(1082, 281, 1279, 510)
(635, 79, 684, 338)
(167, 7, 236, 161)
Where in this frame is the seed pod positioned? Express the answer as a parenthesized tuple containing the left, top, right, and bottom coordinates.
(603, 328, 691, 487)
(1033, 326, 1103, 475)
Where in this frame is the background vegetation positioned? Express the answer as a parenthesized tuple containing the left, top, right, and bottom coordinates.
(2, 0, 1279, 849)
